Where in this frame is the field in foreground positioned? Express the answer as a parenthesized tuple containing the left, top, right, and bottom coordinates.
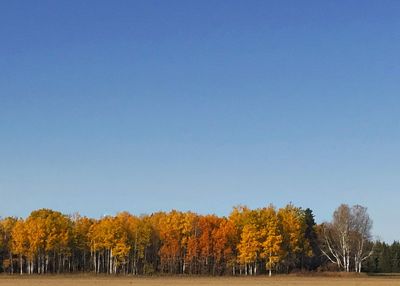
(1, 276, 400, 286)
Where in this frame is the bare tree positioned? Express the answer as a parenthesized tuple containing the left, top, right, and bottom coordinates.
(320, 204, 351, 271)
(350, 205, 373, 272)
(320, 204, 373, 272)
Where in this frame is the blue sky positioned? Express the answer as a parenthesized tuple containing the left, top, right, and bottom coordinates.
(1, 1, 399, 242)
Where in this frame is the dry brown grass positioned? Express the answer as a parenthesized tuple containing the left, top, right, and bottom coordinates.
(0, 275, 400, 286)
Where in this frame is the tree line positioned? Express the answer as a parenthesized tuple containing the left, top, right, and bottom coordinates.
(364, 241, 400, 273)
(0, 203, 384, 275)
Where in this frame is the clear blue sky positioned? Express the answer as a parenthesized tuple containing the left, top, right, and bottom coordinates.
(1, 1, 399, 242)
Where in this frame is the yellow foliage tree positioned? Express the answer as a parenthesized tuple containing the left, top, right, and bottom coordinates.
(260, 205, 282, 277)
(71, 215, 94, 271)
(11, 219, 27, 274)
(278, 204, 310, 271)
(238, 223, 260, 275)
(1, 217, 18, 273)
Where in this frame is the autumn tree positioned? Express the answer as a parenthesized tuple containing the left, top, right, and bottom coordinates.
(1, 217, 17, 273)
(21, 209, 73, 274)
(185, 217, 200, 274)
(10, 219, 27, 274)
(213, 218, 237, 275)
(157, 211, 182, 274)
(89, 214, 132, 274)
(278, 204, 311, 272)
(259, 206, 282, 277)
(238, 223, 260, 275)
(156, 211, 197, 274)
(197, 215, 221, 274)
(229, 205, 251, 274)
(71, 214, 94, 272)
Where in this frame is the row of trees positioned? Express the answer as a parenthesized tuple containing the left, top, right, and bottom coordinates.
(0, 204, 376, 275)
(364, 241, 400, 273)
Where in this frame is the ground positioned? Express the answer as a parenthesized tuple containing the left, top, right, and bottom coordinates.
(0, 275, 400, 286)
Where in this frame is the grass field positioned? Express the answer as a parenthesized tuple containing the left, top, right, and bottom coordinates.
(1, 275, 400, 286)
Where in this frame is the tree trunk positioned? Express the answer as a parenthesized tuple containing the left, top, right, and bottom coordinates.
(19, 255, 23, 275)
(109, 249, 113, 274)
(9, 251, 13, 274)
